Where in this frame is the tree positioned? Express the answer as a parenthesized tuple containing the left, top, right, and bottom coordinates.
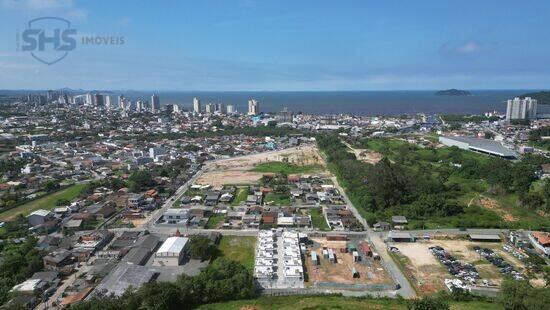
(43, 180, 60, 192)
(128, 171, 154, 192)
(188, 236, 217, 261)
(56, 198, 70, 206)
(407, 296, 449, 310)
(500, 280, 533, 310)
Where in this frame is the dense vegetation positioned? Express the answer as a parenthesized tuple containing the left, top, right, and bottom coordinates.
(200, 279, 547, 310)
(317, 134, 550, 229)
(500, 279, 550, 310)
(188, 236, 218, 261)
(519, 90, 550, 105)
(528, 126, 550, 150)
(0, 217, 43, 305)
(441, 114, 500, 124)
(70, 258, 255, 310)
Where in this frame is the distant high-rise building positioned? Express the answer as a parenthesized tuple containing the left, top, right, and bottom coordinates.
(85, 93, 93, 106)
(93, 93, 104, 106)
(248, 99, 259, 115)
(226, 104, 235, 114)
(118, 95, 125, 110)
(104, 95, 112, 110)
(165, 104, 180, 114)
(151, 94, 160, 113)
(136, 100, 144, 112)
(193, 97, 201, 113)
(205, 103, 214, 114)
(506, 97, 538, 121)
(215, 103, 223, 113)
(278, 107, 293, 123)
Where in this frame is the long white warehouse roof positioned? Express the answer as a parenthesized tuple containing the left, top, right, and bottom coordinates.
(156, 237, 188, 255)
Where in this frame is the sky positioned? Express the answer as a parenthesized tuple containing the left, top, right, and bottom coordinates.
(0, 0, 549, 91)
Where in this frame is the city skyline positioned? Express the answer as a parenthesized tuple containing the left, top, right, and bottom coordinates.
(1, 1, 550, 90)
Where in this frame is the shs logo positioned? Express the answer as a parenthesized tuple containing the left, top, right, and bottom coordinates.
(21, 17, 77, 65)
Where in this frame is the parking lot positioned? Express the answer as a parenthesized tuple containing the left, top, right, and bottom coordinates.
(390, 240, 529, 295)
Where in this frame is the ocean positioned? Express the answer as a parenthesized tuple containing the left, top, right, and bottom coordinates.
(120, 90, 546, 116)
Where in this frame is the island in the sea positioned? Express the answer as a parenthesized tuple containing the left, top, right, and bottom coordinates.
(435, 89, 471, 96)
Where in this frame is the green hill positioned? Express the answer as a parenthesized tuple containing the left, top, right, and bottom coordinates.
(519, 91, 550, 105)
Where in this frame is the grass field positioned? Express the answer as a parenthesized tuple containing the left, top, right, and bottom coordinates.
(205, 214, 226, 229)
(0, 183, 86, 221)
(231, 186, 249, 206)
(310, 207, 330, 230)
(264, 192, 291, 206)
(217, 236, 256, 271)
(252, 161, 324, 175)
(198, 295, 502, 310)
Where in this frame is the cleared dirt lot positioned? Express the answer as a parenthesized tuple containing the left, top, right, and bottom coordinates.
(197, 145, 326, 186)
(343, 141, 383, 165)
(304, 237, 392, 287)
(392, 240, 529, 295)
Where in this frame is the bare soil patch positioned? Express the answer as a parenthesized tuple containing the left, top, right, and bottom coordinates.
(304, 237, 392, 286)
(477, 196, 518, 222)
(197, 145, 326, 186)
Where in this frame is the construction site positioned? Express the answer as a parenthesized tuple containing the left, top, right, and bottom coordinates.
(303, 236, 394, 290)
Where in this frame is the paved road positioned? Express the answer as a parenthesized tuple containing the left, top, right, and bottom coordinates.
(369, 233, 416, 298)
(329, 176, 417, 298)
(111, 145, 507, 299)
(143, 168, 204, 229)
(36, 263, 92, 309)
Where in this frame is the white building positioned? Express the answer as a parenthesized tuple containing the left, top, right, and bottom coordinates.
(227, 104, 235, 114)
(162, 208, 190, 224)
(193, 97, 201, 113)
(506, 97, 537, 121)
(104, 95, 112, 110)
(248, 99, 259, 115)
(439, 136, 518, 159)
(205, 103, 214, 114)
(254, 230, 304, 289)
(118, 95, 125, 110)
(152, 237, 189, 266)
(85, 93, 93, 106)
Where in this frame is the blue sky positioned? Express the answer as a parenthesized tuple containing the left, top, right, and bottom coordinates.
(1, 0, 549, 90)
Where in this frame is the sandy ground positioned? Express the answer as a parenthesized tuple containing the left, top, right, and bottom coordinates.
(393, 240, 532, 294)
(304, 238, 392, 286)
(196, 145, 326, 186)
(130, 218, 148, 228)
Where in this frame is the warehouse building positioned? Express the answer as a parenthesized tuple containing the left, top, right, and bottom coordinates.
(387, 231, 415, 242)
(439, 136, 518, 159)
(152, 237, 189, 266)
